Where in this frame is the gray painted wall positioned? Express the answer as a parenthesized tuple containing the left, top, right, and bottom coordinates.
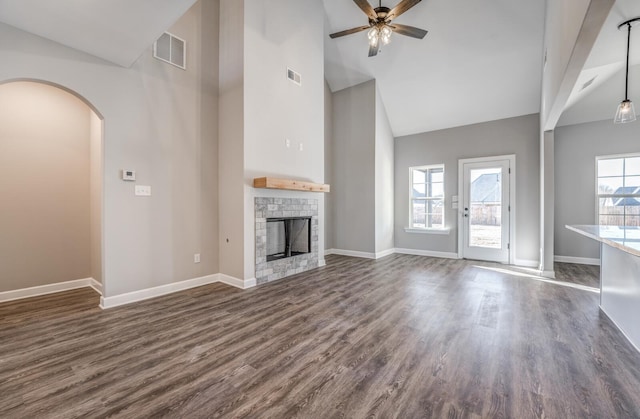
(0, 0, 220, 297)
(331, 80, 376, 253)
(329, 79, 394, 255)
(324, 80, 334, 250)
(89, 112, 103, 284)
(375, 85, 394, 253)
(394, 114, 540, 263)
(555, 119, 640, 259)
(218, 0, 245, 280)
(0, 82, 92, 292)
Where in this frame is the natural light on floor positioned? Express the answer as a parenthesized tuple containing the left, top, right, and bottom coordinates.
(473, 265, 600, 294)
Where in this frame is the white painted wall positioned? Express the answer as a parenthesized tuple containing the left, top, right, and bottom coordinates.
(375, 85, 394, 254)
(541, 0, 591, 128)
(394, 114, 540, 263)
(555, 118, 640, 259)
(242, 0, 326, 279)
(0, 0, 219, 297)
(539, 0, 615, 273)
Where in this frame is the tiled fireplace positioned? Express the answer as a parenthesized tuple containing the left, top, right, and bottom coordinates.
(255, 197, 318, 284)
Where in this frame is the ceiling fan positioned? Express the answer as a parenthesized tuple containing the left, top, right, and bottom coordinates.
(329, 0, 428, 57)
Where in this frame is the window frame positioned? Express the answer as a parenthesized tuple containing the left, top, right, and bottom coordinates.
(595, 152, 640, 229)
(408, 164, 446, 231)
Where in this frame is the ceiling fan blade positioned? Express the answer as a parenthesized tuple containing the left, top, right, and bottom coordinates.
(387, 0, 422, 21)
(390, 23, 428, 39)
(329, 26, 371, 39)
(353, 0, 378, 20)
(368, 42, 380, 57)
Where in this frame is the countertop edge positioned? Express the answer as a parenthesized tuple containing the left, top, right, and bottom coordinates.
(566, 224, 640, 258)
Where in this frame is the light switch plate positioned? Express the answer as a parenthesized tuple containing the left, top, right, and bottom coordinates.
(135, 185, 151, 196)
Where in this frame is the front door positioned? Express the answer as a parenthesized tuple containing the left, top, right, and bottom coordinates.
(460, 157, 512, 263)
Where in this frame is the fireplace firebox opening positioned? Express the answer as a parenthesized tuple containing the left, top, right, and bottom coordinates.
(266, 217, 311, 262)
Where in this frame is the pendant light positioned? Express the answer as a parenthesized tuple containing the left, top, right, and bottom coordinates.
(614, 18, 640, 124)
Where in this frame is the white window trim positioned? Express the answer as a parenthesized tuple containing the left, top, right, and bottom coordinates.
(404, 227, 451, 235)
(595, 152, 640, 226)
(408, 164, 445, 231)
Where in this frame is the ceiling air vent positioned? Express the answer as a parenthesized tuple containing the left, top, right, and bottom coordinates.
(153, 32, 186, 70)
(287, 68, 301, 86)
(580, 76, 597, 91)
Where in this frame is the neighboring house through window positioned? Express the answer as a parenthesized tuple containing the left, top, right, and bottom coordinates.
(410, 165, 444, 229)
(597, 154, 640, 234)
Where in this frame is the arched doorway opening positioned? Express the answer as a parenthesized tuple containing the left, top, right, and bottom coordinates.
(0, 79, 104, 306)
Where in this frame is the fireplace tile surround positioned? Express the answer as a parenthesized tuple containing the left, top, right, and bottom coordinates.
(255, 197, 318, 284)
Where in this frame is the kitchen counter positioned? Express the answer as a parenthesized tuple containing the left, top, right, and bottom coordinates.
(567, 224, 640, 352)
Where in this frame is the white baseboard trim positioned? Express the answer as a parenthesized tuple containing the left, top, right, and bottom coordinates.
(324, 249, 334, 256)
(329, 249, 377, 259)
(218, 274, 256, 289)
(0, 277, 96, 303)
(100, 274, 219, 309)
(555, 255, 600, 266)
(318, 259, 326, 267)
(328, 248, 457, 260)
(89, 279, 103, 295)
(100, 272, 258, 309)
(540, 270, 556, 279)
(514, 259, 540, 268)
(375, 248, 396, 259)
(394, 248, 459, 259)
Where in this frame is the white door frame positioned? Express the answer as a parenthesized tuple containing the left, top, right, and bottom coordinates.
(457, 154, 516, 264)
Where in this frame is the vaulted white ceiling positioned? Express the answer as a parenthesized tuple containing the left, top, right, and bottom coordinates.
(0, 0, 197, 67)
(0, 0, 552, 136)
(323, 0, 546, 136)
(559, 0, 640, 127)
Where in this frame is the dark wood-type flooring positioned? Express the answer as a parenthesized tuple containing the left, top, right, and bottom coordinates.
(2, 255, 640, 418)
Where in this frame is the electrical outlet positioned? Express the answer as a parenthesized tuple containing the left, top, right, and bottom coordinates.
(285, 139, 291, 148)
(194, 253, 201, 263)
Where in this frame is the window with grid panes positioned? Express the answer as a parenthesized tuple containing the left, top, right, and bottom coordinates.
(410, 165, 444, 229)
(597, 154, 640, 232)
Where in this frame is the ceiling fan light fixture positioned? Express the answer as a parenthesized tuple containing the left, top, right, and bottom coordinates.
(380, 26, 392, 45)
(368, 27, 379, 46)
(614, 99, 637, 124)
(329, 0, 427, 57)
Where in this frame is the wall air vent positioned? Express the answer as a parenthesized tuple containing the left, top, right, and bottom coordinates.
(153, 32, 186, 70)
(580, 76, 597, 91)
(287, 67, 301, 86)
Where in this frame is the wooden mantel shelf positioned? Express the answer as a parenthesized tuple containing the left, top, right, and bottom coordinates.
(253, 177, 330, 193)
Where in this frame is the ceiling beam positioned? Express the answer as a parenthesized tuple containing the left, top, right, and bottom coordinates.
(543, 0, 615, 131)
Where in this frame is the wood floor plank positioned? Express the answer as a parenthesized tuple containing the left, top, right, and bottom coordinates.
(1, 255, 639, 418)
